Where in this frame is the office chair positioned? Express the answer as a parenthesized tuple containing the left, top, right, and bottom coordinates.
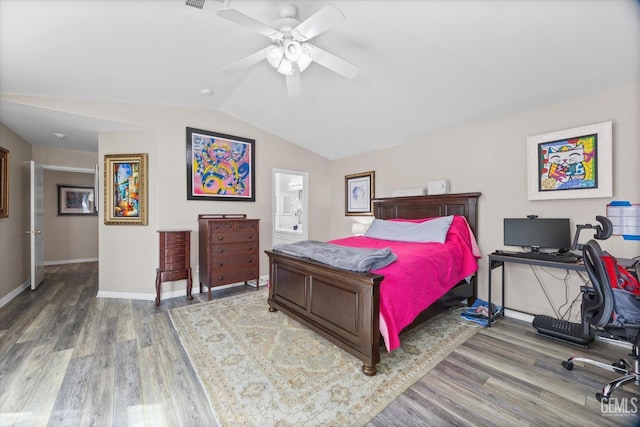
(561, 239, 640, 402)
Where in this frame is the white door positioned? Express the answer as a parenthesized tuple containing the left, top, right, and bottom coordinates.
(29, 161, 44, 290)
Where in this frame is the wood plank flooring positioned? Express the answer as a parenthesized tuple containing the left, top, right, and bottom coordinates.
(1, 262, 639, 426)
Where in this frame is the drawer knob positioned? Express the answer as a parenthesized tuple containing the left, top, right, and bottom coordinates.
(218, 236, 224, 241)
(247, 234, 253, 239)
(218, 248, 224, 253)
(218, 262, 223, 267)
(247, 258, 252, 263)
(218, 275, 224, 280)
(248, 246, 253, 251)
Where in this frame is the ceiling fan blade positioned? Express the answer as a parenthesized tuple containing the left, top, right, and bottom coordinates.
(222, 46, 271, 75)
(217, 8, 283, 41)
(293, 4, 345, 41)
(308, 45, 359, 79)
(286, 65, 301, 98)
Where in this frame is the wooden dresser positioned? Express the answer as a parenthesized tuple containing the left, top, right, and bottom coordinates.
(198, 214, 260, 300)
(155, 229, 192, 306)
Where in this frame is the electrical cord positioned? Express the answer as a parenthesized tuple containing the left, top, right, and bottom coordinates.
(530, 264, 561, 319)
(529, 265, 585, 322)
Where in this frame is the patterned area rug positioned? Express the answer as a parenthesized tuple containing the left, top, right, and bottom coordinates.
(169, 290, 480, 426)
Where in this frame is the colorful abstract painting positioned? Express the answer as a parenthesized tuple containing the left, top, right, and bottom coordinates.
(187, 128, 255, 202)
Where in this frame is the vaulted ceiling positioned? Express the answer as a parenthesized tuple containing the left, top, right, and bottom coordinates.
(1, 0, 638, 159)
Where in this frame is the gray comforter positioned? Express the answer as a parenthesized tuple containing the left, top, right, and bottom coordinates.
(272, 240, 397, 272)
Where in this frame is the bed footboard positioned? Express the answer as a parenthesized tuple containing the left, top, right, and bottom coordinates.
(266, 250, 384, 375)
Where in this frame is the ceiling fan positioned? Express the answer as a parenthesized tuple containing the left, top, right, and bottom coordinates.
(216, 2, 359, 97)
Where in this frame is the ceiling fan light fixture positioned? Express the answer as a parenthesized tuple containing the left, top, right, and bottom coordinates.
(277, 59, 293, 75)
(297, 53, 312, 73)
(283, 39, 302, 62)
(266, 45, 284, 68)
(297, 43, 312, 72)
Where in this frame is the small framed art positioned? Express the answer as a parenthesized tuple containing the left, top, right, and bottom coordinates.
(345, 171, 375, 216)
(57, 185, 96, 215)
(0, 146, 8, 218)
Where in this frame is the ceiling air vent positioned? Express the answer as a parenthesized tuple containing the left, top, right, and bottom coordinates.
(185, 0, 229, 10)
(185, 0, 206, 9)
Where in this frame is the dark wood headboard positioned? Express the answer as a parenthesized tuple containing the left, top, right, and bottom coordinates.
(373, 192, 481, 237)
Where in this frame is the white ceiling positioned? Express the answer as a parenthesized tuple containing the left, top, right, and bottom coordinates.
(0, 0, 638, 159)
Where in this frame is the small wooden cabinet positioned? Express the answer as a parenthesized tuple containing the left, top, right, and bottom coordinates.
(198, 214, 260, 301)
(155, 229, 193, 306)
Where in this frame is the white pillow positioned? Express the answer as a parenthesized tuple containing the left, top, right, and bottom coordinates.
(364, 216, 454, 243)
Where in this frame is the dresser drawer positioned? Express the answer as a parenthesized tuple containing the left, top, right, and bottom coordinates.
(208, 221, 235, 232)
(210, 242, 257, 256)
(236, 221, 259, 232)
(210, 230, 258, 244)
(209, 268, 258, 286)
(211, 254, 257, 269)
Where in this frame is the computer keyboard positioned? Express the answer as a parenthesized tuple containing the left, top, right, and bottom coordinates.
(500, 251, 580, 263)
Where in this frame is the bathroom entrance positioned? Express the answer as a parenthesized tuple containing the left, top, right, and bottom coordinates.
(272, 169, 308, 246)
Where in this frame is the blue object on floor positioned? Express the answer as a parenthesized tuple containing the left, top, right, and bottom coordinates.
(461, 298, 503, 326)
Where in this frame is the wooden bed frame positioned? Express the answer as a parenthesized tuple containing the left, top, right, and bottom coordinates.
(265, 192, 480, 375)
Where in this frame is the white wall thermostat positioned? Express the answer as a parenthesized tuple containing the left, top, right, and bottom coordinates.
(427, 180, 450, 195)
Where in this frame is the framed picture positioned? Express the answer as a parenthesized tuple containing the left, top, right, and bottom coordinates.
(186, 127, 255, 202)
(0, 146, 8, 218)
(527, 121, 612, 200)
(57, 185, 96, 215)
(345, 171, 375, 216)
(104, 153, 148, 225)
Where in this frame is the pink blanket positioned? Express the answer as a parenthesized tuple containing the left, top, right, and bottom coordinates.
(330, 216, 480, 351)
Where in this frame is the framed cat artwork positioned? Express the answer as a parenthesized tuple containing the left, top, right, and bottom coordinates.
(526, 121, 612, 200)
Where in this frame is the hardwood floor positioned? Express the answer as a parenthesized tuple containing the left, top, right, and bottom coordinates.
(1, 262, 638, 426)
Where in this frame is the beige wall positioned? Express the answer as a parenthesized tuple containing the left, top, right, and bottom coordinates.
(43, 169, 98, 263)
(0, 96, 332, 299)
(0, 123, 31, 305)
(330, 84, 640, 320)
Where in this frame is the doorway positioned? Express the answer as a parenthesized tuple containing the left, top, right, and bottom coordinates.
(272, 169, 308, 246)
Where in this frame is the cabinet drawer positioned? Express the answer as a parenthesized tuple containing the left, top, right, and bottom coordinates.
(210, 230, 258, 244)
(164, 253, 187, 271)
(236, 221, 259, 232)
(211, 254, 257, 269)
(163, 232, 186, 245)
(210, 268, 258, 286)
(210, 242, 257, 256)
(208, 221, 235, 232)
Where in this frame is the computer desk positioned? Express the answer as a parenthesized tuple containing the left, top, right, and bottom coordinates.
(487, 252, 587, 327)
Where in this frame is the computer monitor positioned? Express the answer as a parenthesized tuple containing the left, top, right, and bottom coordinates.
(503, 218, 571, 252)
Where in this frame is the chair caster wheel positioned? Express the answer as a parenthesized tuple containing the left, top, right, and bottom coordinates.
(562, 361, 573, 370)
(596, 393, 608, 403)
(612, 359, 627, 369)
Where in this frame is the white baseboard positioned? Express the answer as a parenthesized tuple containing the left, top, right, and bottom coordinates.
(0, 279, 30, 309)
(503, 309, 534, 323)
(44, 258, 98, 266)
(96, 280, 260, 301)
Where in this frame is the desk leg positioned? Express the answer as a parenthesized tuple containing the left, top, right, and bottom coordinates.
(501, 264, 505, 315)
(488, 258, 505, 327)
(488, 265, 492, 328)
